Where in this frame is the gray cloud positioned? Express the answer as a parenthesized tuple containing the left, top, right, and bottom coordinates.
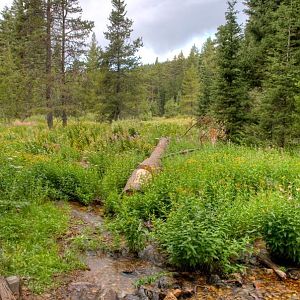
(128, 0, 246, 54)
(0, 0, 247, 62)
(130, 0, 226, 53)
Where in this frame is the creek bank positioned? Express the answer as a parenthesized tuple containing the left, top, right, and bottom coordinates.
(23, 203, 300, 300)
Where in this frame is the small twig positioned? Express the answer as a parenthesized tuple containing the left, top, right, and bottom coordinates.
(165, 148, 201, 157)
(182, 120, 200, 137)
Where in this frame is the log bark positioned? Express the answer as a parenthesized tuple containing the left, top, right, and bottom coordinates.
(0, 277, 16, 300)
(124, 137, 169, 194)
(257, 253, 287, 280)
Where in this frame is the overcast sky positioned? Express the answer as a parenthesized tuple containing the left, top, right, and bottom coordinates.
(0, 0, 247, 64)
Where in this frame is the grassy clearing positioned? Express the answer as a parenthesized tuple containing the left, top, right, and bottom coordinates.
(0, 118, 299, 292)
(0, 202, 83, 293)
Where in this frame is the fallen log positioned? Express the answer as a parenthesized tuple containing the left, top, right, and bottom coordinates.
(0, 277, 16, 300)
(257, 253, 287, 280)
(124, 137, 169, 194)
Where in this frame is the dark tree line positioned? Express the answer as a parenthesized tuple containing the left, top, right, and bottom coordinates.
(0, 0, 299, 146)
(142, 0, 300, 146)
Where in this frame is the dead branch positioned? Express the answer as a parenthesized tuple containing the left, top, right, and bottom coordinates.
(257, 253, 287, 280)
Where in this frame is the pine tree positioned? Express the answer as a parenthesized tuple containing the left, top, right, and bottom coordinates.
(86, 33, 101, 71)
(168, 51, 186, 102)
(102, 0, 142, 121)
(46, 0, 54, 128)
(243, 0, 282, 88)
(141, 60, 162, 116)
(180, 63, 200, 116)
(0, 0, 46, 119)
(213, 0, 248, 140)
(187, 44, 200, 68)
(199, 38, 217, 115)
(0, 40, 24, 119)
(258, 0, 300, 146)
(80, 33, 104, 113)
(55, 0, 93, 126)
(147, 59, 171, 116)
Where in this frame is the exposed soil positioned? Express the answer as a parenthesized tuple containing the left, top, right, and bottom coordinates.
(22, 203, 300, 300)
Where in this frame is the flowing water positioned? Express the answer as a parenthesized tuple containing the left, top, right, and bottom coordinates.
(49, 203, 163, 300)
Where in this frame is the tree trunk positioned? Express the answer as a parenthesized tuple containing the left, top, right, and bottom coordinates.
(61, 0, 67, 127)
(0, 277, 16, 300)
(62, 109, 68, 127)
(286, 0, 292, 63)
(46, 0, 53, 129)
(47, 111, 53, 129)
(113, 50, 122, 121)
(124, 137, 169, 194)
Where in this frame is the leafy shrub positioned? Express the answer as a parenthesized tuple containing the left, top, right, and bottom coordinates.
(104, 191, 122, 216)
(0, 163, 45, 211)
(155, 197, 248, 272)
(31, 161, 100, 204)
(263, 200, 300, 264)
(116, 174, 176, 221)
(164, 98, 179, 118)
(134, 272, 171, 288)
(56, 145, 81, 162)
(108, 210, 147, 252)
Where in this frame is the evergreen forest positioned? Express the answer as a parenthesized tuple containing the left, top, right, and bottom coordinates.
(0, 0, 299, 146)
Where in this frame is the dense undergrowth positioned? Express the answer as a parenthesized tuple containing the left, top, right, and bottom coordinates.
(109, 145, 300, 272)
(0, 117, 299, 292)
